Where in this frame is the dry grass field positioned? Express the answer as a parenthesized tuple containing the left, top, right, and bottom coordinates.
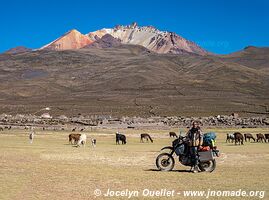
(0, 127, 268, 199)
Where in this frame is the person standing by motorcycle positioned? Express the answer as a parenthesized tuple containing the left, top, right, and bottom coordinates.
(186, 121, 203, 173)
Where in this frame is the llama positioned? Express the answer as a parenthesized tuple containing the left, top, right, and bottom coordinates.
(140, 133, 153, 143)
(77, 134, 87, 147)
(91, 139, 97, 148)
(29, 128, 35, 144)
(116, 132, 126, 145)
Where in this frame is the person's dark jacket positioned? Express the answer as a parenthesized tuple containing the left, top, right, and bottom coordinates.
(186, 127, 203, 147)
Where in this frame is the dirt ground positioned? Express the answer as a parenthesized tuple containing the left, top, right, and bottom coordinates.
(0, 128, 268, 200)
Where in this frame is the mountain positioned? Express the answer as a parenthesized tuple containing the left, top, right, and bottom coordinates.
(4, 46, 32, 54)
(39, 23, 208, 55)
(88, 22, 208, 55)
(40, 29, 94, 50)
(0, 46, 268, 117)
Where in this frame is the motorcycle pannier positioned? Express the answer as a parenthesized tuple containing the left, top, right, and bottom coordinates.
(199, 150, 214, 162)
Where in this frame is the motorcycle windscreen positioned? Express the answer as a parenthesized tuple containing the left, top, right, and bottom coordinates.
(198, 150, 214, 162)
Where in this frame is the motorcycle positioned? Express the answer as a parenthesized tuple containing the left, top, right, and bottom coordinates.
(156, 136, 220, 172)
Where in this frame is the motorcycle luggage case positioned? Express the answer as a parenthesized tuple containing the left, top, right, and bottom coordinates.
(199, 150, 214, 161)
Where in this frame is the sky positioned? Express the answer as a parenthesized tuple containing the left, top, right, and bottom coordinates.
(0, 0, 268, 54)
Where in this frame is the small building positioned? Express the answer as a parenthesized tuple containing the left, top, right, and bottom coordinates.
(58, 115, 68, 120)
(40, 113, 52, 119)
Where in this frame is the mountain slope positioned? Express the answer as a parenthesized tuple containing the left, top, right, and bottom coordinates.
(0, 46, 268, 116)
(40, 29, 94, 50)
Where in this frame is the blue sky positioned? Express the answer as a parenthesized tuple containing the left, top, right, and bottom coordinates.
(0, 0, 268, 54)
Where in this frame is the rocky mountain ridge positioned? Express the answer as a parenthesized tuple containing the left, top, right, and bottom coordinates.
(38, 22, 208, 55)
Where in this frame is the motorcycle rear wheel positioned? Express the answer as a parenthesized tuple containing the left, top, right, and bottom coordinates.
(156, 153, 175, 171)
(198, 159, 216, 173)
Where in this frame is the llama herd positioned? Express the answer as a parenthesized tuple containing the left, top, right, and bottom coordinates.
(226, 132, 269, 145)
(0, 126, 11, 131)
(23, 127, 269, 147)
(1, 125, 267, 147)
(67, 131, 155, 147)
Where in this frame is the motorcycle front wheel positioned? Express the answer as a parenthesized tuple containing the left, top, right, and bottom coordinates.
(198, 159, 216, 173)
(156, 153, 175, 171)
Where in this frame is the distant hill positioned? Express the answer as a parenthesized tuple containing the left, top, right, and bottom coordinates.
(4, 46, 32, 54)
(219, 46, 269, 70)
